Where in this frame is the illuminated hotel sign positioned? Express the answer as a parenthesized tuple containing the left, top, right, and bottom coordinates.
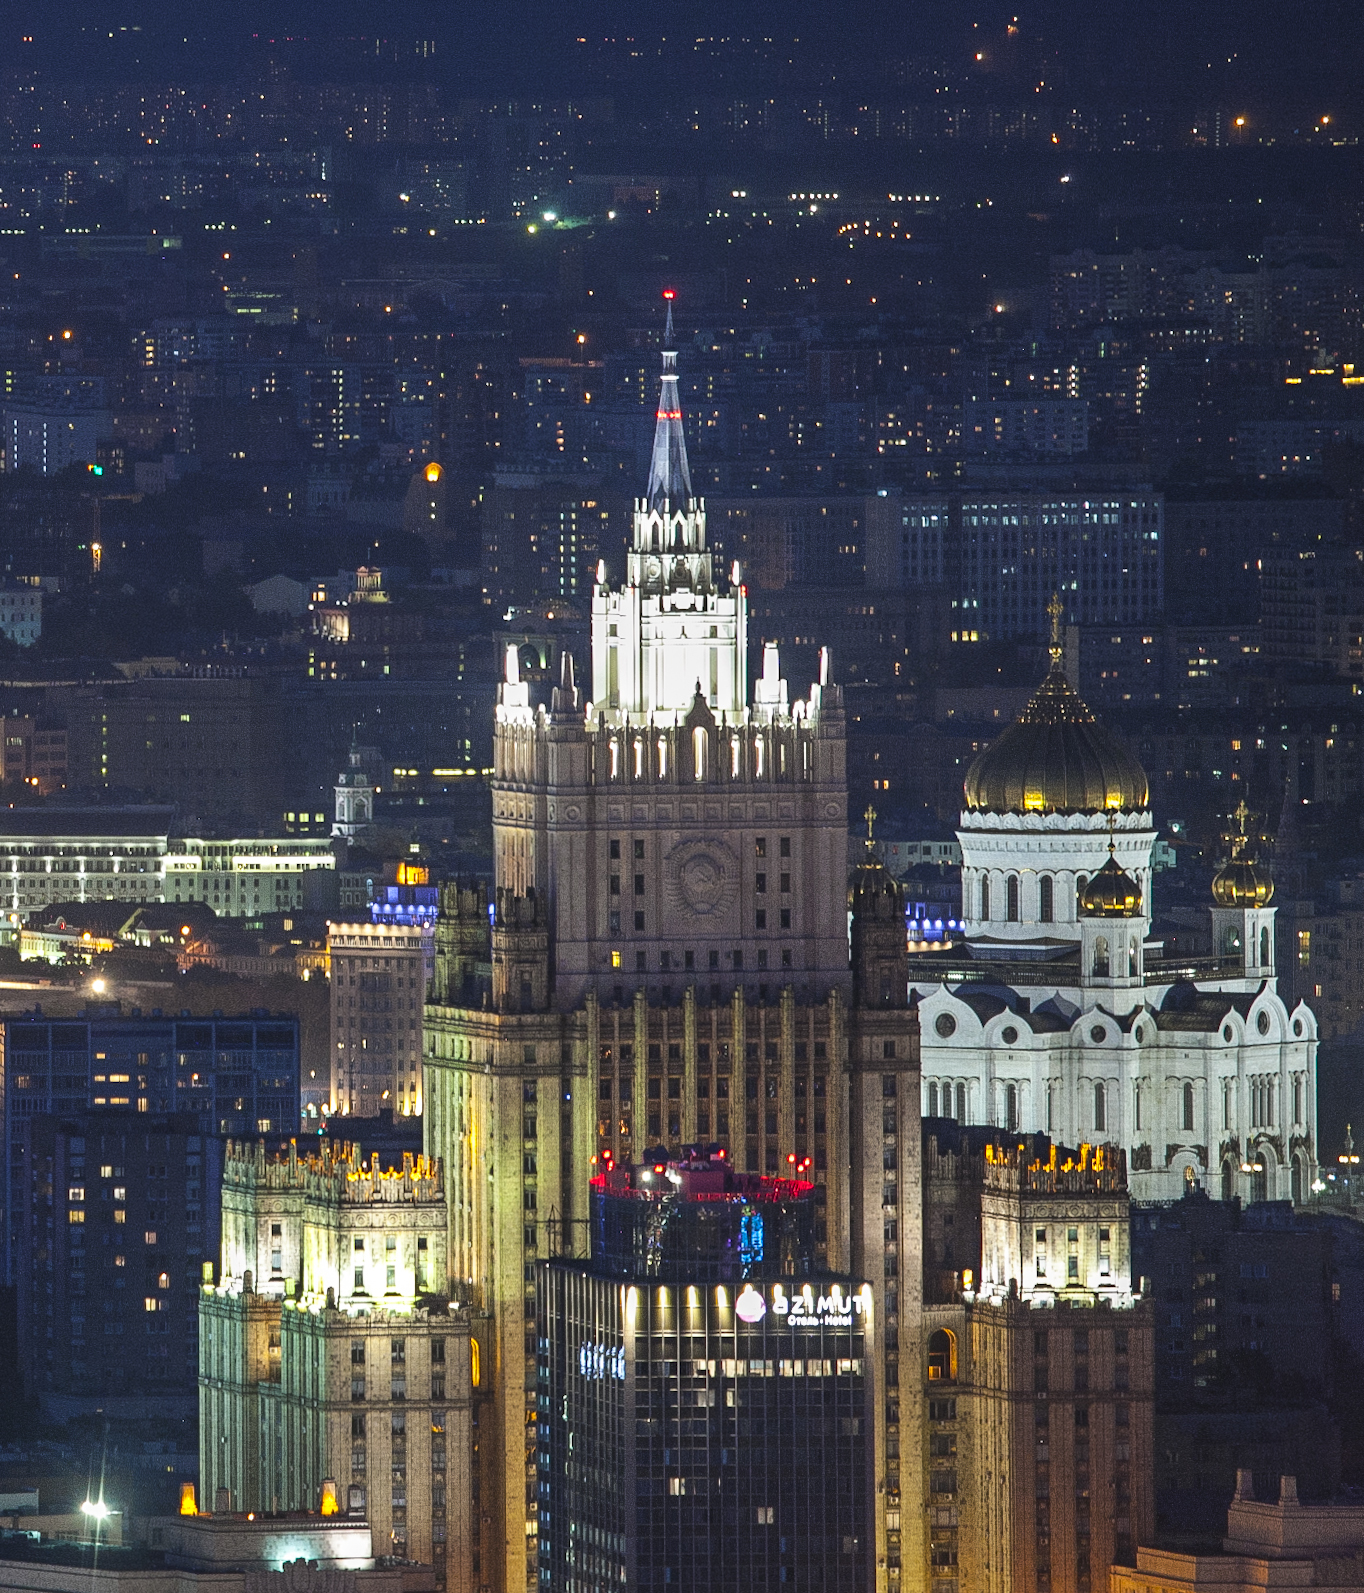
(735, 1282, 871, 1329)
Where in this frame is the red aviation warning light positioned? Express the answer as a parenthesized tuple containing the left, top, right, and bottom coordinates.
(662, 288, 675, 300)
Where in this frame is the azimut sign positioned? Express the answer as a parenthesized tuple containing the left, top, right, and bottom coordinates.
(734, 1282, 872, 1329)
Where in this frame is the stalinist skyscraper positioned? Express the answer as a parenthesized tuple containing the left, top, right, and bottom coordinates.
(424, 297, 921, 1593)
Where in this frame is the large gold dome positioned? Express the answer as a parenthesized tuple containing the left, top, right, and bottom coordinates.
(962, 660, 1149, 815)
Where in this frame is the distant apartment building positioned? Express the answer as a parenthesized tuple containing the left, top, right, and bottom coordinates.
(14, 1111, 223, 1409)
(864, 490, 1164, 643)
(2, 1008, 299, 1281)
(329, 920, 433, 1119)
(1261, 548, 1364, 677)
(0, 808, 336, 916)
(2, 403, 105, 475)
(963, 398, 1089, 456)
(0, 715, 67, 792)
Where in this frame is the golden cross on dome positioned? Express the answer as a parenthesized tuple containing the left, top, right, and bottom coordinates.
(864, 804, 877, 850)
(1046, 592, 1064, 660)
(1232, 798, 1251, 835)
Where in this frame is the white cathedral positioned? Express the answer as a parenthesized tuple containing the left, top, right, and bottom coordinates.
(912, 617, 1319, 1206)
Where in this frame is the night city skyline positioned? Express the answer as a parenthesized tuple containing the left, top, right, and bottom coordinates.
(0, 4, 1360, 1593)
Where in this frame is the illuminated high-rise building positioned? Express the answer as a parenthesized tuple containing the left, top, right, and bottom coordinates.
(424, 298, 921, 1593)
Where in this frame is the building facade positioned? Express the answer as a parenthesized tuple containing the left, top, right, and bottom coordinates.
(424, 301, 922, 1593)
(330, 920, 434, 1119)
(538, 1151, 874, 1593)
(918, 1124, 1156, 1593)
(198, 1138, 484, 1593)
(2, 1009, 298, 1281)
(911, 626, 1318, 1205)
(0, 808, 335, 916)
(14, 1111, 222, 1409)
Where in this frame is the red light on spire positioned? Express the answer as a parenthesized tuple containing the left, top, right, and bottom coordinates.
(662, 288, 676, 300)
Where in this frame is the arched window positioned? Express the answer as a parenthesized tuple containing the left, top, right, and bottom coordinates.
(1005, 1082, 1018, 1132)
(1261, 926, 1271, 967)
(1292, 1155, 1304, 1205)
(1251, 1163, 1268, 1204)
(1221, 1160, 1234, 1202)
(955, 1082, 967, 1122)
(1134, 1081, 1143, 1132)
(980, 875, 991, 921)
(1094, 1080, 1106, 1133)
(1182, 1082, 1195, 1133)
(1221, 925, 1241, 959)
(1093, 935, 1110, 977)
(1128, 937, 1139, 977)
(927, 1328, 957, 1383)
(1293, 1076, 1304, 1126)
(470, 1338, 480, 1388)
(1039, 875, 1054, 923)
(927, 1082, 939, 1117)
(1007, 876, 1020, 922)
(692, 726, 707, 781)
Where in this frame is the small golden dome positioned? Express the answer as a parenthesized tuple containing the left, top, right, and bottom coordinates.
(1211, 859, 1274, 908)
(1079, 852, 1143, 917)
(962, 658, 1149, 815)
(1211, 801, 1275, 908)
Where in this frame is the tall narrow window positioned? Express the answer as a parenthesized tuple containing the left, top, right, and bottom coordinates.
(1093, 935, 1109, 977)
(1007, 876, 1020, 922)
(1182, 1082, 1195, 1133)
(1134, 1081, 1143, 1132)
(1005, 1082, 1018, 1132)
(1261, 926, 1270, 967)
(693, 726, 707, 781)
(927, 1082, 939, 1116)
(1094, 1081, 1106, 1133)
(955, 1082, 967, 1122)
(980, 876, 991, 921)
(1039, 875, 1054, 923)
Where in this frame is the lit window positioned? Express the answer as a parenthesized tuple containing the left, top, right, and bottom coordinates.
(68, 1187, 84, 1202)
(113, 1211, 126, 1225)
(145, 1230, 157, 1245)
(144, 1298, 159, 1312)
(68, 1210, 85, 1224)
(113, 1187, 126, 1201)
(158, 1272, 170, 1289)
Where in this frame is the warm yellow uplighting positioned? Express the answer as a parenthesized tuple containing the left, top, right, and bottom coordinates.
(179, 1483, 197, 1516)
(424, 462, 442, 483)
(320, 1480, 339, 1517)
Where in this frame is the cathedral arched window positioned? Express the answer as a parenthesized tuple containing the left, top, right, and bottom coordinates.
(1092, 935, 1109, 977)
(1005, 1082, 1018, 1132)
(1182, 1082, 1195, 1133)
(692, 726, 707, 781)
(1039, 875, 1054, 923)
(980, 876, 991, 921)
(1007, 876, 1020, 922)
(1093, 1081, 1106, 1133)
(1134, 1081, 1143, 1132)
(955, 1083, 967, 1122)
(927, 1082, 939, 1117)
(1261, 926, 1270, 967)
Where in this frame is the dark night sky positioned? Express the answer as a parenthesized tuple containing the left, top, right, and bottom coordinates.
(0, 0, 1356, 102)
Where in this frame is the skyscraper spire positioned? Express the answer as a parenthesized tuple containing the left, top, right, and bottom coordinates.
(645, 288, 693, 511)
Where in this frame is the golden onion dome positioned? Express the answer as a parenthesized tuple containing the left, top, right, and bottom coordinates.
(1078, 851, 1143, 918)
(962, 658, 1149, 815)
(1211, 857, 1274, 908)
(1211, 800, 1275, 908)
